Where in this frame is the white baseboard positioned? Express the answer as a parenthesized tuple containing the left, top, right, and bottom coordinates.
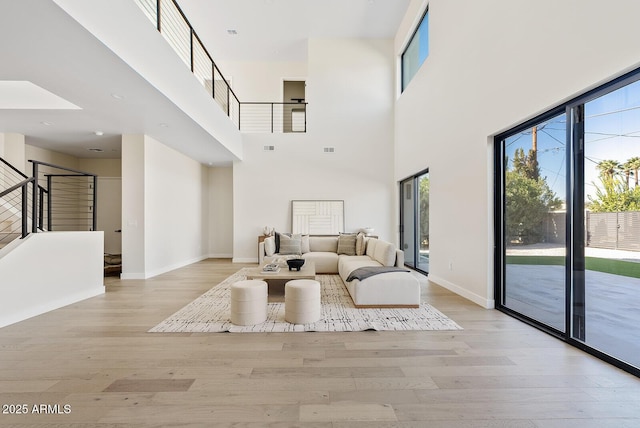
(121, 255, 209, 280)
(208, 253, 233, 259)
(427, 274, 495, 309)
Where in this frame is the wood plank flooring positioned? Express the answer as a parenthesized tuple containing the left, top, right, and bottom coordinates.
(0, 258, 639, 427)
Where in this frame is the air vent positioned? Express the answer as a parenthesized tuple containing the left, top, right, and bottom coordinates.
(263, 145, 275, 151)
(323, 147, 335, 153)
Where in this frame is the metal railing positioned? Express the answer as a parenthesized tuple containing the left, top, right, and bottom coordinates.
(241, 102, 308, 133)
(1, 158, 32, 248)
(30, 161, 97, 233)
(133, 0, 306, 133)
(135, 0, 241, 128)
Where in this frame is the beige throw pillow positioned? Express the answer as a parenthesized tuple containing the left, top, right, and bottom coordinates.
(355, 232, 366, 256)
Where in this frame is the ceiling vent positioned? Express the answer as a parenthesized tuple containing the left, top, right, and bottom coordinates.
(323, 147, 335, 153)
(263, 145, 275, 151)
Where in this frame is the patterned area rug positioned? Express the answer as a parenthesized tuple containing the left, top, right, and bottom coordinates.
(149, 268, 462, 333)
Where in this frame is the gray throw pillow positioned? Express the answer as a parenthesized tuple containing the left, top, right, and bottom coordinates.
(337, 233, 357, 256)
(279, 234, 302, 255)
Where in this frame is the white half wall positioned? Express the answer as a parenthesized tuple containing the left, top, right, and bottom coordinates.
(394, 0, 640, 307)
(0, 232, 104, 328)
(233, 38, 396, 262)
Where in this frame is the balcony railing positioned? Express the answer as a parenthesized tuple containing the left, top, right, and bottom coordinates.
(134, 0, 306, 133)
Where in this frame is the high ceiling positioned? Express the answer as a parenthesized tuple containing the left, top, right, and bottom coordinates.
(177, 0, 410, 62)
(0, 0, 409, 163)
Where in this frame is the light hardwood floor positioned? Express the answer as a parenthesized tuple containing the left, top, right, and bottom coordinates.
(1, 259, 639, 427)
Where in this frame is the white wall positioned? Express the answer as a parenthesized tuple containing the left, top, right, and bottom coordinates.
(144, 137, 208, 276)
(0, 133, 26, 174)
(394, 0, 640, 307)
(121, 134, 146, 278)
(233, 38, 396, 262)
(121, 134, 209, 279)
(0, 231, 104, 327)
(208, 166, 233, 258)
(218, 60, 308, 101)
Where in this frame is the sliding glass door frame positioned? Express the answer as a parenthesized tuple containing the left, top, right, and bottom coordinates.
(495, 67, 640, 377)
(400, 168, 429, 275)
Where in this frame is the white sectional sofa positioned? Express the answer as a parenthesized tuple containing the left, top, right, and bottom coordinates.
(258, 234, 420, 308)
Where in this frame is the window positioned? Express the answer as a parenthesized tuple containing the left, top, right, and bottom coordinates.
(401, 7, 429, 92)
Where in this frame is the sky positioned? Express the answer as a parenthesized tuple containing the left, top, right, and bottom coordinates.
(505, 78, 640, 201)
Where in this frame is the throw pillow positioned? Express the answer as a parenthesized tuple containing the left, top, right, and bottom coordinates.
(355, 232, 366, 256)
(279, 233, 302, 255)
(264, 236, 276, 256)
(365, 238, 378, 258)
(337, 233, 357, 256)
(374, 240, 396, 266)
(300, 235, 310, 254)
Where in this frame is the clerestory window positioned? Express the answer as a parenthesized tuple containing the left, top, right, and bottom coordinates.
(401, 6, 429, 92)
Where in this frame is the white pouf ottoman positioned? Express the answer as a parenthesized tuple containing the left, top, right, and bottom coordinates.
(230, 280, 268, 325)
(285, 279, 321, 324)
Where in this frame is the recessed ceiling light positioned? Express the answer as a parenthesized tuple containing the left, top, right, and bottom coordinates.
(111, 93, 124, 100)
(94, 130, 104, 136)
(227, 29, 237, 35)
(40, 121, 53, 126)
(87, 148, 104, 152)
(159, 123, 169, 127)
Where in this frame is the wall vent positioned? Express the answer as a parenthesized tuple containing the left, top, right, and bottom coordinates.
(263, 145, 275, 151)
(323, 147, 335, 153)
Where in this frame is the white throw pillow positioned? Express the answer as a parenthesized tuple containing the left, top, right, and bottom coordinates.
(264, 236, 275, 256)
(373, 240, 396, 266)
(365, 238, 378, 258)
(301, 235, 310, 254)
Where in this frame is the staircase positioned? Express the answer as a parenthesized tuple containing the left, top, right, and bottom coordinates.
(0, 157, 31, 250)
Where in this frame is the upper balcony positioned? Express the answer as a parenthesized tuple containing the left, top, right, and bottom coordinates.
(134, 0, 307, 134)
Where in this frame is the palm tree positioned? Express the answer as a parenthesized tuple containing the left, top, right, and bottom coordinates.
(596, 159, 622, 179)
(627, 156, 640, 186)
(622, 160, 634, 188)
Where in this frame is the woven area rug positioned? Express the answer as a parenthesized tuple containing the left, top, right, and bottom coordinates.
(149, 268, 462, 333)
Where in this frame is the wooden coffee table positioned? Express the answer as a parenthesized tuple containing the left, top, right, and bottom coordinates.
(246, 262, 316, 301)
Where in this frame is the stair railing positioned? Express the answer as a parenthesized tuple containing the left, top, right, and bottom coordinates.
(29, 161, 98, 233)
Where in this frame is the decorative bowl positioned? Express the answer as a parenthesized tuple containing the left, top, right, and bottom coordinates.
(286, 258, 305, 271)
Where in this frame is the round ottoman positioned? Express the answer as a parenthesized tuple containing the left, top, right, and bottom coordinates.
(285, 279, 321, 324)
(230, 280, 268, 325)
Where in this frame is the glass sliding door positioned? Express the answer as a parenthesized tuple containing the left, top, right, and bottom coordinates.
(500, 113, 567, 331)
(400, 177, 416, 268)
(400, 169, 429, 274)
(575, 79, 640, 368)
(496, 68, 640, 376)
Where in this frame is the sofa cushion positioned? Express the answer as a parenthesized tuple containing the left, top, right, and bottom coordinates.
(337, 233, 357, 256)
(338, 255, 380, 280)
(365, 238, 378, 258)
(355, 232, 366, 256)
(302, 252, 339, 274)
(309, 236, 338, 252)
(373, 240, 396, 267)
(264, 236, 276, 256)
(279, 234, 302, 255)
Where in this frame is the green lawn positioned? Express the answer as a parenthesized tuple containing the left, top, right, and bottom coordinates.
(506, 255, 640, 279)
